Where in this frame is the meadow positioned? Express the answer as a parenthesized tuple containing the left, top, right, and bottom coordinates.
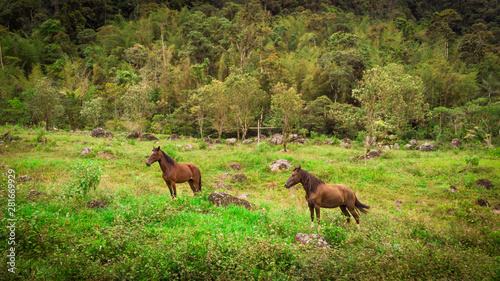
(1, 127, 499, 280)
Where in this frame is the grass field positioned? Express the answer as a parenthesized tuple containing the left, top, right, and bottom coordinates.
(1, 127, 499, 280)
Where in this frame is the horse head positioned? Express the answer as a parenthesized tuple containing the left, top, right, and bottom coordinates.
(284, 166, 302, 188)
(146, 146, 161, 166)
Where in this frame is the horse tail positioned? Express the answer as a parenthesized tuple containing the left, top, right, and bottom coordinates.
(198, 173, 202, 191)
(355, 197, 370, 214)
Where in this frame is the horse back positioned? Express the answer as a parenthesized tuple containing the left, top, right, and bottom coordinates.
(314, 184, 356, 208)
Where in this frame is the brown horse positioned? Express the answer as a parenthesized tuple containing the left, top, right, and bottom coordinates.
(284, 166, 369, 231)
(146, 146, 202, 199)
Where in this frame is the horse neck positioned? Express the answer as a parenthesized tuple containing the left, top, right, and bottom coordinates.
(299, 171, 320, 197)
(300, 176, 314, 197)
(158, 152, 172, 173)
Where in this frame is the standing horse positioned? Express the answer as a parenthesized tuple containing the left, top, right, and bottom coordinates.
(284, 166, 369, 231)
(146, 146, 202, 199)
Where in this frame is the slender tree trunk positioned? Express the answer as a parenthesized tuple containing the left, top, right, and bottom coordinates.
(0, 43, 4, 69)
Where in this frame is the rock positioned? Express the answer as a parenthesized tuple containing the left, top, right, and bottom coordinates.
(167, 134, 181, 140)
(294, 233, 330, 249)
(409, 139, 418, 146)
(242, 139, 253, 144)
(269, 159, 292, 172)
(216, 181, 226, 188)
(476, 179, 493, 190)
(87, 199, 106, 209)
(97, 151, 117, 160)
(451, 138, 462, 148)
(203, 137, 213, 144)
(18, 175, 33, 183)
(214, 139, 223, 144)
(404, 144, 413, 150)
(384, 145, 391, 150)
(324, 139, 334, 145)
(207, 145, 218, 150)
(358, 149, 385, 160)
(254, 134, 267, 142)
(226, 138, 237, 146)
(208, 191, 253, 210)
(29, 190, 47, 198)
(476, 199, 490, 207)
(231, 174, 248, 182)
(127, 131, 140, 139)
(289, 134, 306, 144)
(416, 142, 434, 151)
(492, 205, 500, 215)
(90, 128, 106, 138)
(444, 186, 458, 193)
(393, 143, 400, 149)
(182, 144, 194, 150)
(230, 163, 243, 171)
(269, 134, 284, 145)
(80, 148, 93, 157)
(218, 173, 231, 180)
(104, 132, 114, 138)
(237, 193, 250, 199)
(139, 134, 159, 141)
(339, 142, 351, 149)
(343, 138, 351, 144)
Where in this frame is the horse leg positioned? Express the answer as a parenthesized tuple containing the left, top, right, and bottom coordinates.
(165, 181, 175, 199)
(347, 205, 360, 230)
(340, 205, 351, 224)
(309, 204, 315, 229)
(315, 205, 321, 232)
(188, 179, 197, 194)
(171, 182, 177, 198)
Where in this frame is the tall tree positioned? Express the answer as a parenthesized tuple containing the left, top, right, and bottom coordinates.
(25, 77, 65, 130)
(225, 72, 265, 139)
(270, 82, 303, 152)
(353, 64, 428, 139)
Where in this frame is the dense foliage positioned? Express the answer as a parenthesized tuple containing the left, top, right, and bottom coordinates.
(1, 0, 499, 142)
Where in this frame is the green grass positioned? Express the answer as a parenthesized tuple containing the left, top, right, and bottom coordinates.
(0, 127, 499, 280)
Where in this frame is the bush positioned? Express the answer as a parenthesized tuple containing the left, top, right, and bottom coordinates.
(65, 161, 104, 199)
(105, 119, 126, 131)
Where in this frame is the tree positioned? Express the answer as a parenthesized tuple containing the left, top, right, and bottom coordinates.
(199, 79, 229, 139)
(270, 82, 303, 152)
(25, 78, 64, 130)
(302, 95, 334, 134)
(225, 72, 265, 139)
(122, 81, 154, 133)
(187, 89, 208, 138)
(352, 64, 428, 139)
(80, 97, 103, 128)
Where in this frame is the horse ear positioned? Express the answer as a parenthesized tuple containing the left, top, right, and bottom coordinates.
(297, 166, 301, 171)
(157, 146, 160, 151)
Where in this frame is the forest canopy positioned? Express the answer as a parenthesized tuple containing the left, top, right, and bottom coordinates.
(0, 0, 499, 142)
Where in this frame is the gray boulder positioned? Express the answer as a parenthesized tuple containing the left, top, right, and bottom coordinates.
(294, 233, 330, 249)
(208, 191, 253, 210)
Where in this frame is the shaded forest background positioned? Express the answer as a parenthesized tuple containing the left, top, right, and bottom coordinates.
(0, 0, 499, 142)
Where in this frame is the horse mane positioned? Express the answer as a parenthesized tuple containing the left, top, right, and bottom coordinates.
(160, 150, 176, 165)
(299, 169, 325, 193)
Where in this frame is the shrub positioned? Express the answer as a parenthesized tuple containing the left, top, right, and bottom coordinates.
(65, 161, 104, 199)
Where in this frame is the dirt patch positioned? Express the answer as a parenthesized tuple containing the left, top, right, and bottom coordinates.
(476, 199, 490, 207)
(29, 190, 47, 198)
(87, 199, 106, 209)
(476, 179, 493, 190)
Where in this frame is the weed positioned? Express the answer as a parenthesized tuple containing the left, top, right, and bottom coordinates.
(64, 160, 104, 199)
